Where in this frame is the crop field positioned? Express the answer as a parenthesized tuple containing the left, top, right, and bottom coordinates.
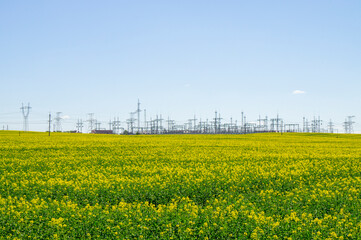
(1, 132, 361, 239)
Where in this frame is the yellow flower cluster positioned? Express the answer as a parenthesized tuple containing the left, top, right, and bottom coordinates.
(0, 131, 361, 239)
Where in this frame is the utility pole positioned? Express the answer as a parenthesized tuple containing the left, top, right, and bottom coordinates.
(244, 116, 247, 133)
(230, 117, 233, 133)
(216, 112, 222, 133)
(214, 111, 218, 134)
(144, 109, 147, 134)
(192, 115, 197, 132)
(20, 103, 31, 132)
(48, 113, 51, 136)
(265, 116, 268, 132)
(241, 111, 244, 133)
(206, 119, 209, 134)
(159, 114, 164, 134)
(150, 117, 153, 134)
(136, 99, 141, 133)
(155, 115, 159, 134)
(167, 116, 170, 132)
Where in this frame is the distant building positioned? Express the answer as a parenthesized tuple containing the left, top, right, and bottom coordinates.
(91, 130, 114, 134)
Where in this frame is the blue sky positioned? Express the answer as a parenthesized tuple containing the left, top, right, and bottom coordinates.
(0, 1, 360, 132)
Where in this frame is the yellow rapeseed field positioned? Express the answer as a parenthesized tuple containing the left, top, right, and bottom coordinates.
(1, 131, 361, 239)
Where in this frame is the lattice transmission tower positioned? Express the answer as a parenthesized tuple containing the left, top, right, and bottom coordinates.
(20, 103, 31, 131)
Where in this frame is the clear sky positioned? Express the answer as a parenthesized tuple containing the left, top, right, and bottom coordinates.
(1, 1, 360, 132)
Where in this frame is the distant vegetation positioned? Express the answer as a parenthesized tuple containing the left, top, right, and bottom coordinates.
(1, 132, 361, 239)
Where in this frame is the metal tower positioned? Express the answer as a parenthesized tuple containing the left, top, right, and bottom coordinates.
(54, 112, 63, 132)
(127, 112, 136, 134)
(20, 103, 31, 131)
(188, 115, 197, 132)
(87, 113, 96, 133)
(344, 116, 355, 134)
(76, 119, 84, 133)
(142, 109, 147, 133)
(328, 119, 334, 133)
